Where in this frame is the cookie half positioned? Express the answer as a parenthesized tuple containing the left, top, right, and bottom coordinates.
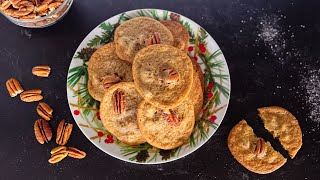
(88, 42, 133, 101)
(114, 17, 174, 62)
(161, 20, 190, 51)
(258, 106, 303, 159)
(228, 120, 287, 174)
(100, 82, 146, 145)
(132, 44, 194, 109)
(137, 100, 195, 150)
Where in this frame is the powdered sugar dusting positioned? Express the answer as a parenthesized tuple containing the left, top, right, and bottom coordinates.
(256, 14, 298, 64)
(258, 15, 285, 56)
(301, 68, 320, 123)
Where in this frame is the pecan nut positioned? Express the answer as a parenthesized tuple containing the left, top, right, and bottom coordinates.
(20, 89, 43, 102)
(0, 1, 11, 10)
(68, 147, 86, 159)
(35, 0, 54, 12)
(6, 78, 24, 97)
(255, 138, 266, 156)
(48, 1, 62, 12)
(34, 119, 52, 144)
(48, 148, 68, 164)
(160, 67, 179, 82)
(36, 102, 53, 120)
(145, 32, 161, 46)
(102, 75, 121, 89)
(113, 90, 125, 114)
(163, 109, 180, 126)
(56, 119, 73, 145)
(32, 65, 51, 77)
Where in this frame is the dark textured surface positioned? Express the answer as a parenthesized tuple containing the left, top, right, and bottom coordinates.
(1, 0, 320, 179)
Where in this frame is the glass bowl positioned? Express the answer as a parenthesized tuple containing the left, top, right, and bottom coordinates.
(0, 0, 73, 28)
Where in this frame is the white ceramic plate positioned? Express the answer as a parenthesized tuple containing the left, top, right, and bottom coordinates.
(67, 9, 230, 164)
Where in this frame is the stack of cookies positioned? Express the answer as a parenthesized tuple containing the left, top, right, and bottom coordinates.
(88, 17, 204, 150)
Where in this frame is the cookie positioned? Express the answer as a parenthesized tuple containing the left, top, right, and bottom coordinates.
(189, 58, 204, 118)
(228, 120, 287, 174)
(161, 20, 190, 51)
(132, 44, 194, 109)
(192, 58, 204, 90)
(137, 99, 195, 150)
(114, 17, 174, 62)
(100, 82, 146, 145)
(258, 106, 303, 159)
(88, 42, 133, 101)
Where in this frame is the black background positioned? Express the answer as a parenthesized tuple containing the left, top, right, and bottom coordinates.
(1, 0, 320, 179)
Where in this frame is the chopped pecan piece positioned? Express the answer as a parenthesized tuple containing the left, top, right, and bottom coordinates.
(163, 109, 180, 126)
(102, 75, 121, 89)
(160, 67, 179, 82)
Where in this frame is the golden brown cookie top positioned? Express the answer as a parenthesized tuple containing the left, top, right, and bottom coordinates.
(132, 44, 194, 109)
(228, 120, 287, 174)
(100, 82, 146, 145)
(258, 106, 303, 159)
(88, 43, 133, 101)
(114, 17, 174, 62)
(137, 99, 195, 150)
(161, 20, 190, 51)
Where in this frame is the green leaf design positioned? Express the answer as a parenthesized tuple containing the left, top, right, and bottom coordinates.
(214, 82, 230, 98)
(87, 35, 103, 47)
(197, 121, 208, 141)
(199, 27, 208, 42)
(162, 10, 168, 20)
(189, 131, 196, 147)
(119, 13, 132, 21)
(137, 10, 146, 17)
(99, 22, 113, 31)
(77, 82, 97, 115)
(87, 22, 115, 47)
(149, 9, 160, 20)
(68, 65, 86, 87)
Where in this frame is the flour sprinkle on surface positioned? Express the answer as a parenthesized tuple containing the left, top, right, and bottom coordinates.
(301, 68, 320, 124)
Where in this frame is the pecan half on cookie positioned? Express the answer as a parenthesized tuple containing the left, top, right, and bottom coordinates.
(56, 119, 73, 145)
(34, 119, 52, 144)
(113, 90, 125, 114)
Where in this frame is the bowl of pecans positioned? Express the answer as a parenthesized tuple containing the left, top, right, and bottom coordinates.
(0, 0, 73, 28)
